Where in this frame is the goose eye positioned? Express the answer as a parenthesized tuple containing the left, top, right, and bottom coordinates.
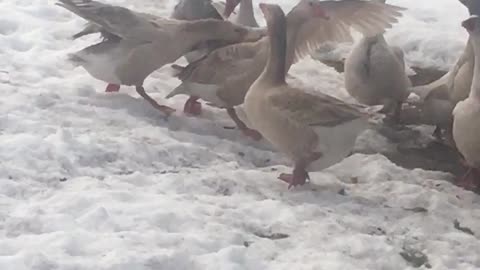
(309, 1, 313, 6)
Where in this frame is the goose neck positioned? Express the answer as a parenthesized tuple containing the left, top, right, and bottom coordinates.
(469, 34, 480, 99)
(260, 14, 287, 86)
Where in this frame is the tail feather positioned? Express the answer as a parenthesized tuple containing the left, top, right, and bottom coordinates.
(166, 83, 190, 99)
(56, 0, 129, 39)
(72, 22, 101, 39)
(67, 53, 86, 65)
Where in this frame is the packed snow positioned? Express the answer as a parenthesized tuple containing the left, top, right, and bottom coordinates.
(1, 0, 479, 269)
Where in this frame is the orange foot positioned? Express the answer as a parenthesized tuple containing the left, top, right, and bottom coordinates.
(183, 96, 202, 116)
(241, 128, 262, 141)
(278, 168, 310, 189)
(105, 83, 120, 93)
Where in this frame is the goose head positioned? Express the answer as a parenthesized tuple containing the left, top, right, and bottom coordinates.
(259, 3, 286, 38)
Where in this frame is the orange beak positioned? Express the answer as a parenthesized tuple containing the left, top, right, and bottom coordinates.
(313, 6, 329, 20)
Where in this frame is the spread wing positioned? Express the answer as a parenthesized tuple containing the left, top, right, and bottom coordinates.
(57, 0, 166, 42)
(291, 0, 405, 63)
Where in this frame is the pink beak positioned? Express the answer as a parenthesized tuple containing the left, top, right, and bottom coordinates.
(313, 6, 330, 20)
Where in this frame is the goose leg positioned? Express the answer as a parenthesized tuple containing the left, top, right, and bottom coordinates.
(381, 99, 403, 125)
(392, 101, 403, 123)
(278, 166, 309, 189)
(457, 167, 480, 191)
(226, 108, 262, 140)
(105, 83, 120, 92)
(183, 96, 202, 116)
(135, 85, 175, 116)
(278, 152, 322, 189)
(432, 126, 443, 141)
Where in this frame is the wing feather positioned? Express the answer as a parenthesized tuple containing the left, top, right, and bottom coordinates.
(291, 0, 406, 64)
(268, 87, 366, 127)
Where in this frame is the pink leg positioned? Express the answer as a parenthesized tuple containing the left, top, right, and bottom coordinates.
(183, 96, 202, 116)
(278, 166, 310, 189)
(136, 85, 175, 116)
(457, 167, 480, 191)
(226, 108, 262, 141)
(105, 83, 120, 93)
(278, 152, 323, 189)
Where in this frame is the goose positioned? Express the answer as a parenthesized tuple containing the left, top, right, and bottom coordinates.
(410, 0, 476, 141)
(344, 0, 410, 123)
(244, 3, 381, 188)
(452, 15, 480, 191)
(420, 86, 455, 142)
(225, 0, 259, 27)
(166, 0, 405, 138)
(58, 0, 265, 116)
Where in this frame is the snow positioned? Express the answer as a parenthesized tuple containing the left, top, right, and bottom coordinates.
(1, 0, 479, 269)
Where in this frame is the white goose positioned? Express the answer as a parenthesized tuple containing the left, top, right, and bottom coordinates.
(452, 15, 480, 191)
(344, 0, 410, 123)
(411, 0, 476, 139)
(166, 0, 405, 138)
(422, 40, 473, 142)
(58, 0, 264, 115)
(244, 3, 379, 188)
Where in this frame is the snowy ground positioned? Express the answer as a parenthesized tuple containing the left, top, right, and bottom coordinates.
(1, 0, 480, 269)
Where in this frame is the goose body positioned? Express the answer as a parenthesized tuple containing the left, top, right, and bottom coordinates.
(246, 83, 369, 171)
(344, 30, 410, 121)
(452, 15, 480, 190)
(59, 0, 264, 114)
(244, 3, 374, 188)
(167, 0, 405, 138)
